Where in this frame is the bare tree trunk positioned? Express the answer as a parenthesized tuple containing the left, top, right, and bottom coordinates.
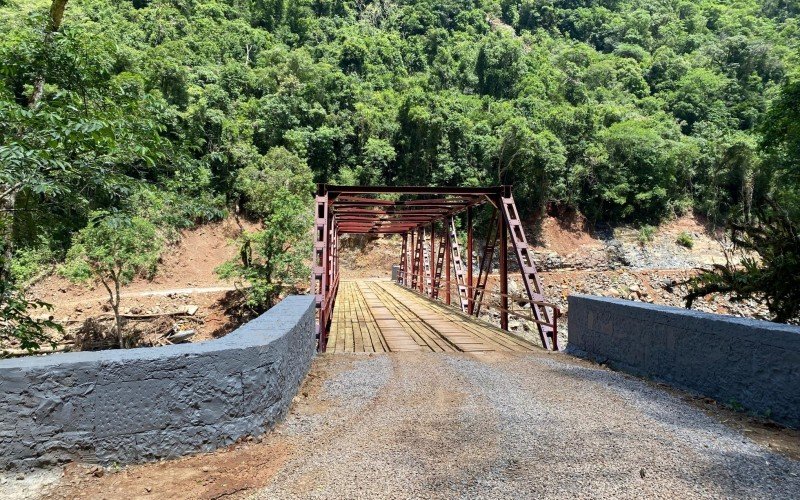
(28, 0, 69, 109)
(1, 1, 70, 280)
(114, 274, 122, 348)
(100, 273, 124, 349)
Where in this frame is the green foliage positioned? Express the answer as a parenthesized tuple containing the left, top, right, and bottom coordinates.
(0, 273, 60, 353)
(62, 211, 163, 347)
(686, 77, 800, 324)
(759, 77, 800, 220)
(0, 0, 798, 325)
(637, 225, 655, 245)
(676, 231, 694, 249)
(63, 211, 162, 286)
(686, 205, 800, 323)
(218, 148, 313, 310)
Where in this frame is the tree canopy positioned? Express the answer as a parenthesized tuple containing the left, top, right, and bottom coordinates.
(0, 0, 799, 334)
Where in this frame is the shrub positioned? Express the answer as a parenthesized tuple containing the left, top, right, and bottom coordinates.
(637, 225, 655, 245)
(676, 231, 694, 248)
(62, 211, 163, 348)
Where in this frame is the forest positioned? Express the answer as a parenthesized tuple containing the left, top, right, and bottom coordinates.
(1, 0, 799, 349)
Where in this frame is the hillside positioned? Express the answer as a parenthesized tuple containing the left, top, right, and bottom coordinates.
(1, 0, 799, 353)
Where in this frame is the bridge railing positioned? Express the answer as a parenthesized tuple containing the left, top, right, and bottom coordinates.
(395, 270, 561, 350)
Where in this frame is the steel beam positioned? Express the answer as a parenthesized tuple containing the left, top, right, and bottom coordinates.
(498, 196, 509, 331)
(327, 185, 504, 195)
(466, 206, 474, 314)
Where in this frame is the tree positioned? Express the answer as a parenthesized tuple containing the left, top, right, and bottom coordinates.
(1, 0, 68, 279)
(63, 212, 162, 348)
(218, 147, 313, 310)
(685, 205, 799, 323)
(758, 78, 800, 219)
(0, 255, 61, 353)
(476, 33, 525, 98)
(685, 78, 800, 324)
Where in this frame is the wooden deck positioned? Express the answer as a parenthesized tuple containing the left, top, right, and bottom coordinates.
(327, 280, 537, 353)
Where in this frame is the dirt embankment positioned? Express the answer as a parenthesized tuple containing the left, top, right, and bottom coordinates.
(337, 212, 769, 343)
(22, 210, 765, 352)
(23, 217, 261, 350)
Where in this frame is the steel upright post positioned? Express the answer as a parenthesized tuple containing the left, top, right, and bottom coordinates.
(445, 218, 451, 305)
(418, 227, 426, 293)
(312, 185, 330, 351)
(400, 233, 408, 284)
(409, 230, 415, 287)
(498, 195, 509, 331)
(429, 224, 435, 297)
(466, 207, 474, 314)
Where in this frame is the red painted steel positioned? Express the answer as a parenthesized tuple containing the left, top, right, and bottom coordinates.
(499, 190, 556, 350)
(313, 184, 558, 352)
(448, 218, 470, 312)
(472, 211, 499, 316)
(431, 232, 446, 299)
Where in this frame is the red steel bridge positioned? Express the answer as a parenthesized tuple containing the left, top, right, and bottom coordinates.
(311, 185, 560, 352)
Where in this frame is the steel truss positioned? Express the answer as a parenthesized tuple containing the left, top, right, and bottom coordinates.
(311, 184, 560, 352)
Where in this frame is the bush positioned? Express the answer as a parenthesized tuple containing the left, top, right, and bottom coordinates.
(676, 231, 694, 248)
(10, 241, 55, 285)
(686, 205, 800, 324)
(0, 267, 61, 353)
(217, 148, 314, 310)
(637, 225, 655, 245)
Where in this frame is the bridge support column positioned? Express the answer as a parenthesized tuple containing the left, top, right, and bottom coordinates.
(498, 195, 509, 331)
(429, 224, 435, 297)
(466, 207, 474, 314)
(445, 218, 451, 305)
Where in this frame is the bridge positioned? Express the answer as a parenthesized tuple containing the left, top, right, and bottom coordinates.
(311, 184, 560, 353)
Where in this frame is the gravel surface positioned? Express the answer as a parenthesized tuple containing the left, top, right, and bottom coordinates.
(249, 351, 799, 499)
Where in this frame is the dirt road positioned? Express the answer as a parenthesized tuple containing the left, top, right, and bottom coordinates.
(27, 351, 799, 499)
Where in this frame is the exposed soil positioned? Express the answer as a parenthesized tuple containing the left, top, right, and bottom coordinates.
(337, 212, 768, 344)
(9, 218, 261, 354)
(530, 210, 603, 255)
(338, 234, 401, 280)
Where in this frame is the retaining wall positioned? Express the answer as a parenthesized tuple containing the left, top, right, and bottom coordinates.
(567, 294, 800, 428)
(0, 295, 316, 470)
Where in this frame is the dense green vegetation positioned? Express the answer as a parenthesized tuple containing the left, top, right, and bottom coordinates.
(1, 0, 798, 347)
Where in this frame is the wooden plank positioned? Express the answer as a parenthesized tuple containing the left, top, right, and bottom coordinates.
(327, 280, 537, 354)
(356, 282, 421, 352)
(375, 282, 537, 352)
(366, 282, 454, 352)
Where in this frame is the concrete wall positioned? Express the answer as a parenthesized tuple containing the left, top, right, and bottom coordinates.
(567, 295, 800, 428)
(0, 295, 316, 470)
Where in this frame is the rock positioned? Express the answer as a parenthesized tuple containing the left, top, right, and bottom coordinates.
(184, 305, 199, 316)
(629, 284, 640, 293)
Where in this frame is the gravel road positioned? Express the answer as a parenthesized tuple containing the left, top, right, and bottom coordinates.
(250, 351, 799, 499)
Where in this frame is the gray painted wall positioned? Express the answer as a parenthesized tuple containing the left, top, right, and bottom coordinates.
(0, 295, 316, 470)
(567, 294, 800, 427)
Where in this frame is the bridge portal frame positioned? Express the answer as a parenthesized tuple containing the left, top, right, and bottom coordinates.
(312, 184, 559, 352)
